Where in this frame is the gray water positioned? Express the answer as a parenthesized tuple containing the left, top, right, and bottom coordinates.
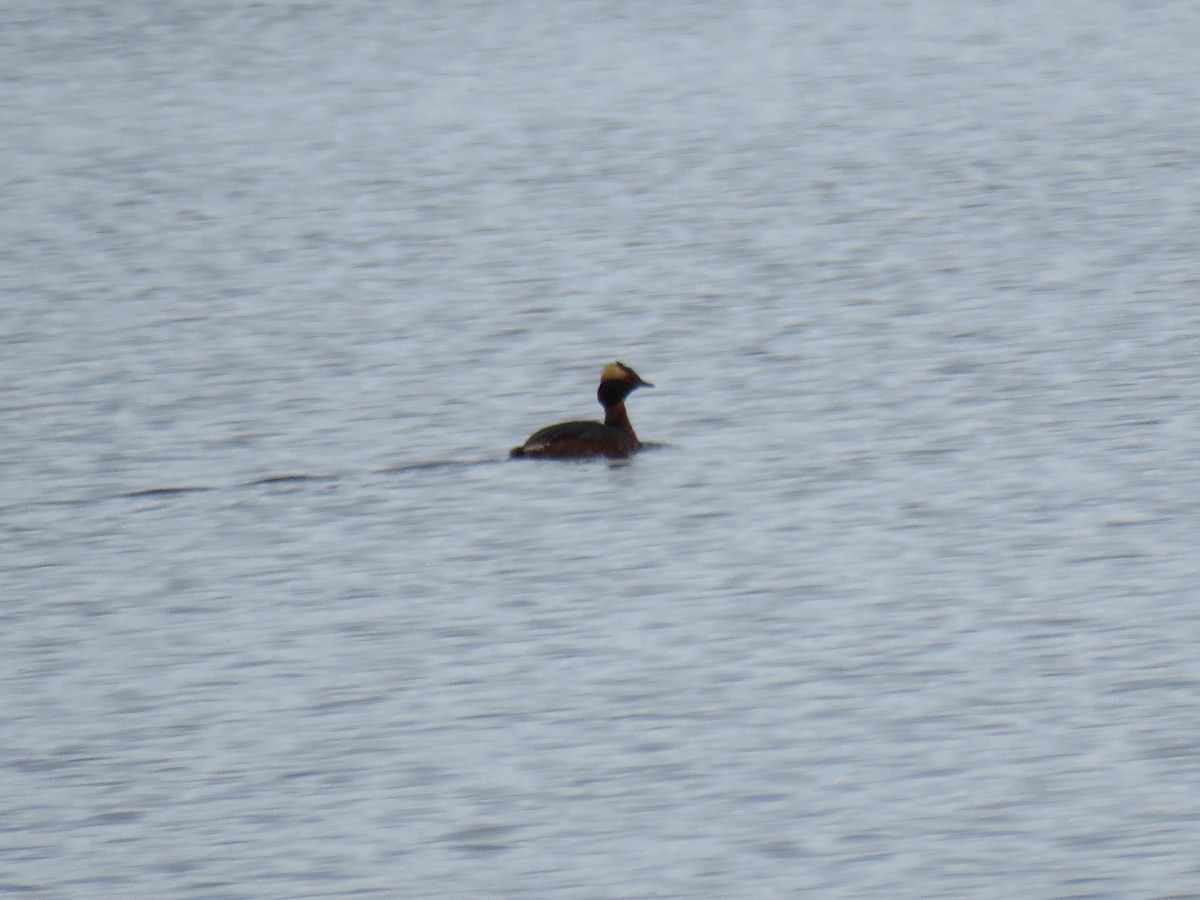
(4, 2, 1200, 896)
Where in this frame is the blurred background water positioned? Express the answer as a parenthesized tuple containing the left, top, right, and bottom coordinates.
(4, 1, 1200, 896)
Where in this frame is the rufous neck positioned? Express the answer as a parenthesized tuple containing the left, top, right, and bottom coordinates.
(604, 402, 637, 442)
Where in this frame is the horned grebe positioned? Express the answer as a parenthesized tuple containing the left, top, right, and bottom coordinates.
(510, 362, 654, 459)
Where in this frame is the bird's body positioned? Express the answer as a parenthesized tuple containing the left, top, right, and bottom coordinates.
(510, 362, 653, 460)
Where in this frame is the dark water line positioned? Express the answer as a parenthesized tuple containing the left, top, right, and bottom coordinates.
(121, 485, 220, 498)
(122, 450, 654, 501)
(112, 457, 510, 503)
(375, 457, 509, 476)
(9, 452, 641, 514)
(246, 473, 340, 487)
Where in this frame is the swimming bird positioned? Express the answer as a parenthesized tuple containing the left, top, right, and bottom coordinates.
(510, 362, 654, 459)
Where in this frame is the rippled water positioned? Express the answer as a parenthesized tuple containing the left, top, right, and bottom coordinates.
(4, 2, 1200, 896)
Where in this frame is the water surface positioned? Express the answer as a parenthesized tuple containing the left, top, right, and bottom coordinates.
(4, 1, 1200, 896)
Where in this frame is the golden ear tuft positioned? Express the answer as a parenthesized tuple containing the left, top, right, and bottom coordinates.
(600, 362, 628, 382)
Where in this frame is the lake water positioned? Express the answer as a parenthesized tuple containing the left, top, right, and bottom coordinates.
(4, 1, 1200, 896)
